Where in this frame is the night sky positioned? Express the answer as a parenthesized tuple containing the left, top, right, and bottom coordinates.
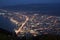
(0, 0, 60, 7)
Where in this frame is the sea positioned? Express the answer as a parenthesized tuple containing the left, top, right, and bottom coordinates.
(0, 3, 60, 16)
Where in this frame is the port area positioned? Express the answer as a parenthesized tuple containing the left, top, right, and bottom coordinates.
(0, 9, 60, 38)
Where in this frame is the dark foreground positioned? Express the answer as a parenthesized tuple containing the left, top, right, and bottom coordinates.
(0, 28, 60, 40)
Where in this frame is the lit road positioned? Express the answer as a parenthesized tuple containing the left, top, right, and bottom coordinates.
(10, 17, 19, 25)
(15, 15, 29, 35)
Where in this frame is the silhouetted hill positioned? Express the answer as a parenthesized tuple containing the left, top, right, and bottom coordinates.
(0, 30, 60, 40)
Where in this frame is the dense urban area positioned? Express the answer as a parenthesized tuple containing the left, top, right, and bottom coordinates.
(0, 9, 60, 37)
(0, 9, 60, 40)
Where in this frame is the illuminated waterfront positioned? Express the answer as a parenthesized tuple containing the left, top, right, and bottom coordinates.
(0, 9, 60, 37)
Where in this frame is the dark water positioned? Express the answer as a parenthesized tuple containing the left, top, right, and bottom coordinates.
(1, 3, 60, 16)
(0, 16, 16, 32)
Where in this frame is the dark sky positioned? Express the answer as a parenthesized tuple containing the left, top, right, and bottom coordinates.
(0, 0, 60, 7)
